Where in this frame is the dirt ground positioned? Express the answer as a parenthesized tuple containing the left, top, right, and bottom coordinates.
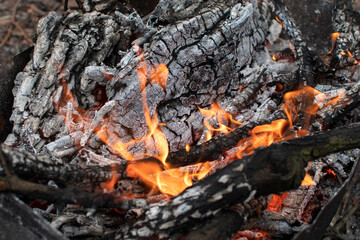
(0, 0, 79, 69)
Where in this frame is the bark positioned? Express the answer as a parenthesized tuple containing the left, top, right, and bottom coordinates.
(6, 0, 273, 159)
(117, 122, 360, 239)
(1, 145, 125, 183)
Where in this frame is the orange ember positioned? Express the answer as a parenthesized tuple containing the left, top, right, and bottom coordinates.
(328, 32, 340, 54)
(266, 192, 289, 212)
(301, 173, 315, 186)
(272, 54, 277, 61)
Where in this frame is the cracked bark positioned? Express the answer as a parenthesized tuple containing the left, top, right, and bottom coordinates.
(6, 0, 272, 160)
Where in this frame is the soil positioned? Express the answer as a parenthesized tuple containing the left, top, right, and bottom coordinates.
(0, 0, 79, 69)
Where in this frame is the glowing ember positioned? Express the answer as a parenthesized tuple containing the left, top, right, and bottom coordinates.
(266, 192, 289, 212)
(326, 168, 336, 177)
(301, 173, 315, 186)
(328, 32, 340, 54)
(272, 54, 277, 61)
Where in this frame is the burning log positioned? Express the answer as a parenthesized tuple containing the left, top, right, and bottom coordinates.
(117, 123, 360, 239)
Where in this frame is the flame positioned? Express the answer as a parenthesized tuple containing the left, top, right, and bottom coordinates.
(301, 173, 315, 186)
(52, 47, 212, 197)
(199, 102, 241, 141)
(186, 144, 190, 152)
(345, 50, 360, 66)
(266, 192, 288, 212)
(272, 54, 277, 61)
(275, 16, 283, 28)
(234, 86, 344, 159)
(103, 165, 119, 191)
(328, 32, 340, 54)
(53, 46, 345, 198)
(326, 168, 336, 177)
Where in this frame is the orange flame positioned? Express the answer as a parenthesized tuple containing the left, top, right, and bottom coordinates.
(275, 16, 283, 28)
(199, 102, 241, 141)
(112, 46, 211, 197)
(53, 48, 345, 198)
(272, 54, 277, 61)
(326, 168, 336, 177)
(301, 173, 315, 186)
(103, 165, 119, 191)
(328, 32, 340, 54)
(234, 86, 344, 159)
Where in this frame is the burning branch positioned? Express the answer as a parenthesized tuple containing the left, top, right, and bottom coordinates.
(118, 122, 360, 239)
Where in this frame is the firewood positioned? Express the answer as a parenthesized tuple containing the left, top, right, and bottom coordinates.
(117, 123, 360, 239)
(270, 0, 314, 86)
(331, 0, 360, 67)
(1, 145, 125, 183)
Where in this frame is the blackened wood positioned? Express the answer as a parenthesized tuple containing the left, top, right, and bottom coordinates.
(1, 145, 125, 183)
(323, 82, 360, 129)
(331, 0, 360, 67)
(8, 0, 272, 157)
(117, 123, 360, 239)
(132, 110, 284, 169)
(0, 193, 66, 240)
(0, 67, 13, 142)
(293, 154, 360, 240)
(182, 197, 268, 240)
(271, 0, 314, 86)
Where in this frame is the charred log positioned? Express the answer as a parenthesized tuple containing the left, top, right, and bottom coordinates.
(117, 123, 360, 239)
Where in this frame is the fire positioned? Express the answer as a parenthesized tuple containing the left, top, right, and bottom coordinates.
(301, 173, 315, 186)
(326, 168, 336, 177)
(198, 102, 241, 141)
(103, 165, 119, 191)
(272, 54, 277, 61)
(53, 45, 345, 199)
(328, 32, 340, 54)
(53, 46, 211, 197)
(275, 16, 283, 28)
(234, 86, 344, 159)
(266, 192, 288, 212)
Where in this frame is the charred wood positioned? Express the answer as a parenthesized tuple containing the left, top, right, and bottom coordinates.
(1, 145, 125, 183)
(270, 0, 314, 86)
(117, 123, 360, 239)
(331, 0, 360, 67)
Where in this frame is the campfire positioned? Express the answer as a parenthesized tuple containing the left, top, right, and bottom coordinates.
(0, 0, 359, 239)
